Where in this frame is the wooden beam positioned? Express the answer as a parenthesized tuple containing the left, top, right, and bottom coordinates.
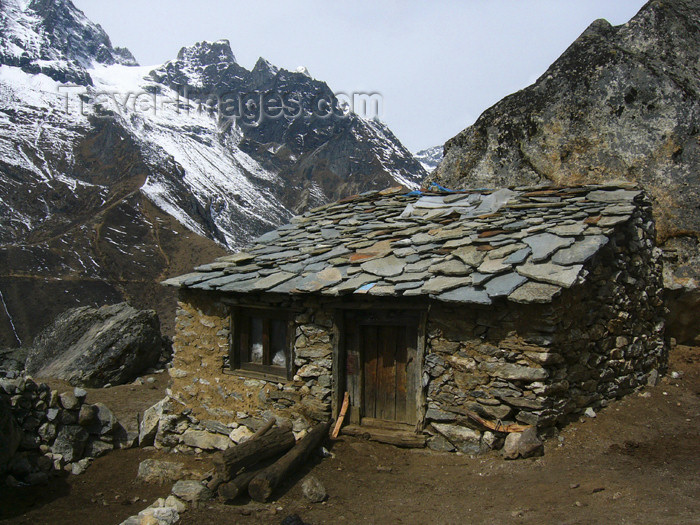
(248, 422, 331, 502)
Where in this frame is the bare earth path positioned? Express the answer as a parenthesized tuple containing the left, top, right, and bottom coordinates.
(1, 346, 698, 525)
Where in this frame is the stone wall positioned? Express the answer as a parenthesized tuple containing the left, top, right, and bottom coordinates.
(422, 204, 667, 453)
(156, 291, 334, 451)
(0, 374, 130, 486)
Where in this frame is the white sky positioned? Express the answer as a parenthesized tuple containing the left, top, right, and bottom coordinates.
(73, 0, 647, 153)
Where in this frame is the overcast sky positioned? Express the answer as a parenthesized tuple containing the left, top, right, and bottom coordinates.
(73, 1, 647, 153)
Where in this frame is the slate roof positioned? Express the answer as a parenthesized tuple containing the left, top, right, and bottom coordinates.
(163, 185, 644, 305)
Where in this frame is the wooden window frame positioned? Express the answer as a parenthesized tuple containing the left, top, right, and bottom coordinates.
(229, 306, 294, 381)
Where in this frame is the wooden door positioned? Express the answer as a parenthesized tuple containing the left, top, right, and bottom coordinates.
(361, 324, 410, 422)
(344, 311, 418, 426)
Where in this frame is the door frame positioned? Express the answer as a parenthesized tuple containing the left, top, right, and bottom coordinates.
(332, 308, 428, 432)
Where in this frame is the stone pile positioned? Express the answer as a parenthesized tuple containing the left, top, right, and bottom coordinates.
(0, 373, 133, 485)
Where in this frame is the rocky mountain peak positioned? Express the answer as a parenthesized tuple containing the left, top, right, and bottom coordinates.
(0, 0, 137, 84)
(176, 39, 237, 68)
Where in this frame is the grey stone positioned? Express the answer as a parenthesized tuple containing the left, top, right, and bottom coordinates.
(470, 272, 495, 287)
(437, 286, 491, 305)
(139, 398, 167, 447)
(477, 258, 512, 274)
(85, 437, 113, 458)
(517, 427, 544, 458)
(508, 281, 562, 303)
(587, 189, 641, 203)
(59, 391, 80, 410)
(432, 423, 482, 454)
(360, 255, 406, 277)
(428, 434, 456, 452)
(524, 233, 575, 262)
(301, 475, 327, 503)
(137, 507, 180, 525)
(171, 480, 213, 503)
(552, 235, 608, 265)
(51, 425, 89, 463)
(480, 362, 549, 382)
(484, 272, 528, 297)
(181, 430, 231, 451)
(25, 303, 164, 388)
(430, 259, 471, 276)
(78, 404, 98, 427)
(203, 420, 230, 435)
(137, 459, 186, 484)
(421, 276, 469, 294)
(505, 247, 532, 264)
(516, 262, 583, 288)
(453, 245, 486, 267)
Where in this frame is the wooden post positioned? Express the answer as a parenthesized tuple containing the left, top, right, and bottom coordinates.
(248, 421, 330, 502)
(331, 392, 350, 439)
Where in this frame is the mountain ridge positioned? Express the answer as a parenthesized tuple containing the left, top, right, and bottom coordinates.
(0, 0, 426, 346)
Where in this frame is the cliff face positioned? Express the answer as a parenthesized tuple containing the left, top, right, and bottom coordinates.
(428, 0, 700, 342)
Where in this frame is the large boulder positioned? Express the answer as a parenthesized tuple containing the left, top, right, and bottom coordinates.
(428, 0, 700, 343)
(25, 303, 164, 387)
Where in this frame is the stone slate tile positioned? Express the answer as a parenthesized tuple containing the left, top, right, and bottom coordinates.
(549, 223, 587, 236)
(430, 259, 471, 276)
(587, 189, 641, 202)
(436, 286, 491, 305)
(504, 247, 531, 265)
(484, 272, 528, 297)
(597, 215, 630, 227)
(508, 281, 562, 303)
(524, 233, 576, 262)
(552, 235, 608, 265)
(421, 276, 470, 294)
(471, 272, 493, 286)
(360, 255, 406, 277)
(477, 258, 512, 275)
(516, 262, 583, 288)
(453, 245, 486, 267)
(395, 281, 424, 292)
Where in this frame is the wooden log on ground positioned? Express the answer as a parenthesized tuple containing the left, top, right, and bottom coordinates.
(248, 421, 331, 502)
(218, 470, 260, 503)
(213, 424, 295, 483)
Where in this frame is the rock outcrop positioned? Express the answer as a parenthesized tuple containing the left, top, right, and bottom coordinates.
(428, 0, 700, 342)
(25, 303, 165, 387)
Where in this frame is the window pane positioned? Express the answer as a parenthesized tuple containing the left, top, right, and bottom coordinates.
(270, 319, 287, 367)
(249, 317, 263, 364)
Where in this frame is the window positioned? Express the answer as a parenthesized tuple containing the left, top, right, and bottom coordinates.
(231, 308, 292, 380)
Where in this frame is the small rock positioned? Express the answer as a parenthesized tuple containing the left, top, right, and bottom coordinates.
(570, 483, 580, 489)
(228, 426, 254, 444)
(301, 476, 327, 503)
(79, 404, 99, 426)
(59, 391, 80, 410)
(171, 480, 213, 503)
(73, 387, 88, 401)
(583, 407, 596, 418)
(164, 495, 187, 513)
(181, 430, 231, 451)
(137, 459, 186, 484)
(502, 428, 543, 459)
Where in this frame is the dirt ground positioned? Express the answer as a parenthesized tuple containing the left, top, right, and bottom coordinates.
(1, 346, 698, 525)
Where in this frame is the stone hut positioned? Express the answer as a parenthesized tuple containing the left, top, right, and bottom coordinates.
(161, 184, 667, 453)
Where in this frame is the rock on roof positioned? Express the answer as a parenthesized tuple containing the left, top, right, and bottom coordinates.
(163, 185, 645, 305)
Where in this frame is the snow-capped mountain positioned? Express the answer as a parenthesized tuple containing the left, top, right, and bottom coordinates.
(414, 145, 443, 173)
(0, 0, 426, 346)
